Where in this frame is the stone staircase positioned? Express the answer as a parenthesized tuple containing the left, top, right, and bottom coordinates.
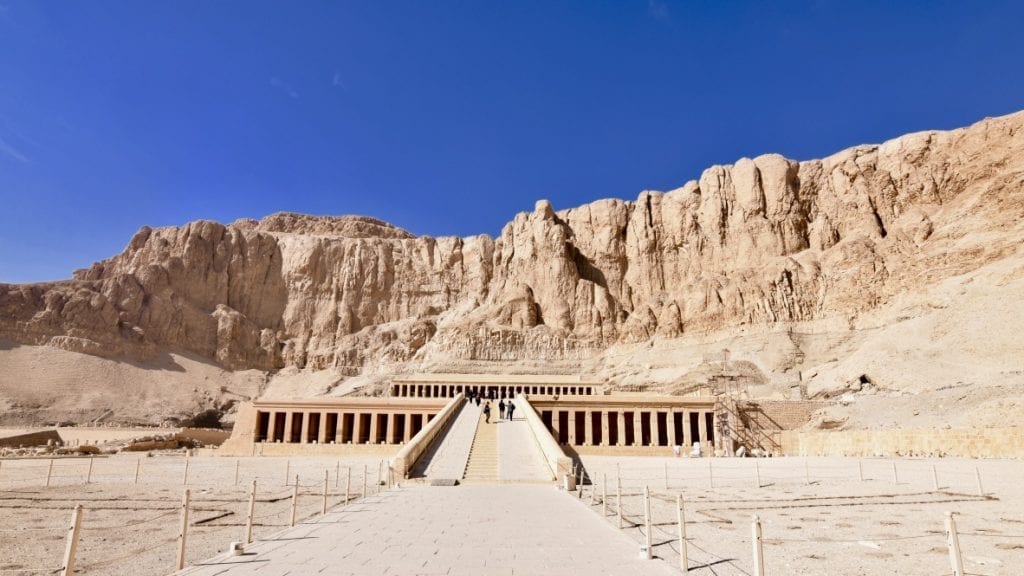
(462, 413, 499, 483)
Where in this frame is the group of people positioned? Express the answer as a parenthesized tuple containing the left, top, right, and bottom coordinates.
(467, 390, 516, 424)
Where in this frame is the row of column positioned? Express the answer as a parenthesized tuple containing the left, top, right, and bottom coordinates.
(541, 408, 715, 449)
(391, 383, 595, 398)
(254, 410, 434, 446)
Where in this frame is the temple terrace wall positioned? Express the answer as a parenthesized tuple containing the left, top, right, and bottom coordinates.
(781, 427, 1024, 458)
(389, 373, 605, 398)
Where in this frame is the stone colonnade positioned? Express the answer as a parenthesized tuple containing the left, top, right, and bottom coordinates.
(537, 406, 716, 449)
(391, 383, 596, 398)
(253, 409, 436, 446)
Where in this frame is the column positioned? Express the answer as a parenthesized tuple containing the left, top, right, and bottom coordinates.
(335, 413, 345, 444)
(283, 412, 294, 443)
(584, 410, 594, 446)
(668, 409, 677, 447)
(600, 410, 610, 446)
(682, 410, 691, 450)
(696, 411, 706, 447)
(267, 411, 277, 443)
(369, 413, 380, 444)
(616, 411, 626, 446)
(403, 413, 413, 443)
(318, 412, 328, 444)
(353, 413, 363, 444)
(387, 413, 397, 444)
(568, 411, 577, 445)
(552, 410, 562, 444)
(649, 411, 659, 446)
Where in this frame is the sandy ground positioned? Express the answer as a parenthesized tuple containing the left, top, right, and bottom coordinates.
(577, 455, 1024, 575)
(0, 454, 389, 576)
(2, 454, 1022, 575)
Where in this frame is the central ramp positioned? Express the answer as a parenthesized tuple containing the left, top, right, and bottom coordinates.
(178, 485, 677, 576)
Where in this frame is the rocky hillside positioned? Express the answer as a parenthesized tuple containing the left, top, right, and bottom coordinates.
(2, 111, 1023, 426)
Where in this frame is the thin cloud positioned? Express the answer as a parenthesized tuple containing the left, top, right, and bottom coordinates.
(270, 76, 299, 99)
(648, 0, 670, 22)
(0, 135, 28, 163)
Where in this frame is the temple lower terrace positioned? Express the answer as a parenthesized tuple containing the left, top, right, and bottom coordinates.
(2, 375, 1023, 576)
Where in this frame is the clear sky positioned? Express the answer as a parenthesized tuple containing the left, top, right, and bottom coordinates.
(1, 1, 1022, 283)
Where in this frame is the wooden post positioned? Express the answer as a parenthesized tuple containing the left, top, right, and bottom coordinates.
(346, 467, 351, 504)
(86, 456, 94, 484)
(752, 514, 765, 576)
(245, 480, 256, 544)
(975, 467, 984, 496)
(709, 459, 714, 489)
(182, 455, 190, 486)
(134, 458, 141, 485)
(602, 473, 608, 518)
(945, 511, 964, 576)
(932, 464, 939, 491)
(677, 495, 689, 572)
(804, 458, 810, 485)
(60, 504, 84, 576)
(322, 469, 329, 516)
(335, 460, 340, 488)
(234, 459, 240, 486)
(858, 459, 864, 482)
(290, 475, 299, 527)
(891, 461, 898, 485)
(176, 488, 191, 570)
(643, 485, 652, 559)
(664, 462, 669, 490)
(616, 476, 623, 529)
(285, 459, 290, 486)
(377, 460, 382, 493)
(362, 465, 367, 498)
(754, 460, 761, 488)
(46, 459, 54, 488)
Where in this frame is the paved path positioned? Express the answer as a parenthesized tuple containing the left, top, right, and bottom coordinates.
(178, 485, 677, 576)
(497, 416, 553, 482)
(412, 401, 479, 480)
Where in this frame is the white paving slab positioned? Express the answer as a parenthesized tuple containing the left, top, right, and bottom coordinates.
(412, 400, 480, 480)
(178, 485, 678, 576)
(497, 416, 554, 482)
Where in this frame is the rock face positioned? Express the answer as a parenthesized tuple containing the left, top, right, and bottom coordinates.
(2, 111, 1023, 403)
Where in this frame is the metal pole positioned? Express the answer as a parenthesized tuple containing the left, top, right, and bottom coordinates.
(643, 485, 652, 559)
(285, 459, 290, 486)
(245, 480, 256, 544)
(335, 460, 340, 488)
(752, 514, 765, 576)
(46, 459, 54, 488)
(945, 511, 964, 576)
(290, 475, 299, 527)
(892, 461, 898, 485)
(176, 489, 191, 570)
(677, 494, 689, 572)
(858, 459, 864, 482)
(59, 505, 84, 576)
(617, 475, 623, 529)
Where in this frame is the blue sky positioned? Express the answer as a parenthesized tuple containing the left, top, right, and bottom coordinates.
(1, 1, 1022, 283)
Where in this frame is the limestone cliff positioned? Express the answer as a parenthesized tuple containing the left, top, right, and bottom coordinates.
(2, 111, 1023, 425)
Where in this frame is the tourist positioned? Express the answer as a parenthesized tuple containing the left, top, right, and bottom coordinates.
(507, 402, 516, 420)
(483, 402, 491, 423)
(498, 399, 506, 420)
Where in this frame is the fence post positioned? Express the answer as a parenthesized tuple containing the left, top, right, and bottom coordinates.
(677, 494, 689, 572)
(182, 455, 190, 486)
(945, 511, 964, 576)
(932, 464, 939, 491)
(752, 514, 765, 576)
(322, 469, 329, 516)
(176, 488, 191, 570)
(245, 480, 256, 544)
(642, 485, 652, 559)
(362, 465, 367, 498)
(285, 459, 290, 486)
(754, 460, 761, 489)
(134, 458, 141, 485)
(709, 459, 714, 489)
(335, 460, 340, 488)
(234, 459, 240, 486)
(59, 504, 84, 576)
(86, 456, 94, 484)
(975, 467, 984, 497)
(602, 473, 608, 518)
(804, 458, 810, 485)
(616, 475, 623, 529)
(858, 459, 864, 482)
(346, 467, 351, 504)
(891, 461, 898, 485)
(377, 460, 382, 493)
(290, 475, 299, 527)
(664, 462, 669, 489)
(46, 459, 54, 488)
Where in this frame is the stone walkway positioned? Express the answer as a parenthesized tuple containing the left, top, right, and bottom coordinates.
(497, 416, 553, 482)
(412, 401, 480, 480)
(178, 485, 678, 576)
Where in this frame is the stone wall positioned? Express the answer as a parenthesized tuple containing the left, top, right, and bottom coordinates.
(780, 427, 1024, 458)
